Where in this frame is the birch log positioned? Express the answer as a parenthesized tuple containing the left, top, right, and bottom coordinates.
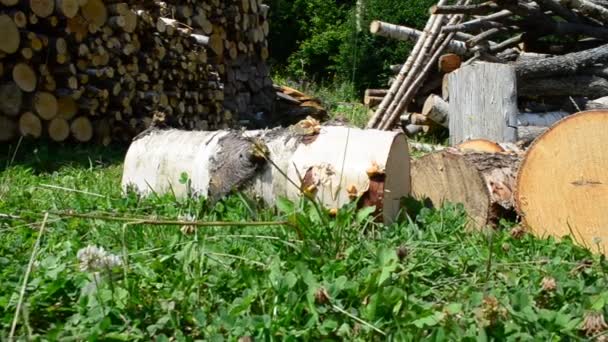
(448, 62, 518, 145)
(122, 126, 411, 224)
(422, 94, 449, 127)
(516, 110, 608, 255)
(370, 20, 468, 55)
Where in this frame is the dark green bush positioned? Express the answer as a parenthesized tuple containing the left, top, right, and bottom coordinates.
(267, 0, 436, 93)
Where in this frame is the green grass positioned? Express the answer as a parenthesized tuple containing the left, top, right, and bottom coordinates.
(1, 141, 608, 341)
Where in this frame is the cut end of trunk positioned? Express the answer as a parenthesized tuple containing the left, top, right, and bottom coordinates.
(34, 91, 58, 120)
(438, 53, 462, 74)
(48, 117, 70, 141)
(19, 111, 42, 138)
(82, 0, 107, 29)
(370, 20, 381, 34)
(0, 14, 20, 54)
(13, 63, 37, 92)
(457, 139, 505, 153)
(30, 0, 55, 18)
(57, 96, 78, 120)
(70, 116, 93, 142)
(58, 0, 80, 18)
(412, 150, 520, 229)
(516, 110, 608, 254)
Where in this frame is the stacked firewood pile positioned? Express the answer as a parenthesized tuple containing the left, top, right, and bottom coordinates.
(0, 0, 274, 144)
(365, 0, 608, 137)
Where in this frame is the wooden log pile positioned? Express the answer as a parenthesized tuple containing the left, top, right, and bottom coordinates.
(366, 1, 608, 254)
(365, 0, 608, 137)
(0, 0, 274, 144)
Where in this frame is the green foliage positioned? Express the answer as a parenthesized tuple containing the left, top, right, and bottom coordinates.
(267, 0, 436, 93)
(2, 143, 608, 340)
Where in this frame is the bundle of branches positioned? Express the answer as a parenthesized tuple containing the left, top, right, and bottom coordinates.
(366, 0, 608, 132)
(0, 0, 274, 144)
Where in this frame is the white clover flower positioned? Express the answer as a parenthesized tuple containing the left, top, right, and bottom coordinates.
(77, 245, 123, 272)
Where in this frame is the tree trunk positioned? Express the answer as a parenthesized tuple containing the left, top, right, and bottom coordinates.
(19, 111, 42, 138)
(412, 148, 521, 229)
(515, 43, 608, 79)
(516, 110, 608, 255)
(448, 62, 518, 144)
(561, 0, 608, 22)
(34, 91, 58, 120)
(438, 53, 461, 73)
(585, 96, 608, 109)
(0, 14, 20, 54)
(518, 75, 608, 98)
(12, 63, 37, 92)
(370, 20, 468, 55)
(517, 111, 570, 126)
(48, 117, 70, 141)
(122, 126, 411, 224)
(70, 116, 93, 142)
(422, 94, 449, 127)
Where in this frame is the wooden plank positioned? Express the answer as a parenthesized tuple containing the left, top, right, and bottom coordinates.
(448, 62, 518, 145)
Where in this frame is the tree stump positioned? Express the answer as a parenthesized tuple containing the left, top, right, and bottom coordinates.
(516, 110, 608, 254)
(411, 148, 521, 229)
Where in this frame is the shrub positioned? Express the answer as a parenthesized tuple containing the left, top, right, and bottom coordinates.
(267, 0, 436, 94)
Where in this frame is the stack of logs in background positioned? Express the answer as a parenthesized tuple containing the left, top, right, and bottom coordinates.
(0, 0, 274, 144)
(365, 0, 608, 137)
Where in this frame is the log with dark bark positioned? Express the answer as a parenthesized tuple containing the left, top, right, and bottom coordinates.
(515, 44, 608, 79)
(411, 148, 521, 229)
(519, 75, 608, 98)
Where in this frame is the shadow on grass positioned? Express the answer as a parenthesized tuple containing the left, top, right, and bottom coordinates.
(0, 138, 129, 174)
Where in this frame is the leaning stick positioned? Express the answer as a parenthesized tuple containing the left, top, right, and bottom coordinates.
(379, 7, 469, 130)
(378, 14, 447, 129)
(366, 2, 445, 128)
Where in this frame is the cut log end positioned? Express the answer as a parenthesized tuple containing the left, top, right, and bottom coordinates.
(70, 116, 93, 142)
(457, 139, 505, 153)
(30, 0, 55, 18)
(412, 150, 520, 229)
(0, 14, 20, 54)
(57, 96, 78, 120)
(516, 110, 608, 254)
(438, 53, 462, 73)
(13, 63, 37, 92)
(82, 0, 108, 30)
(58, 0, 80, 18)
(34, 92, 58, 120)
(19, 112, 42, 138)
(48, 118, 70, 141)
